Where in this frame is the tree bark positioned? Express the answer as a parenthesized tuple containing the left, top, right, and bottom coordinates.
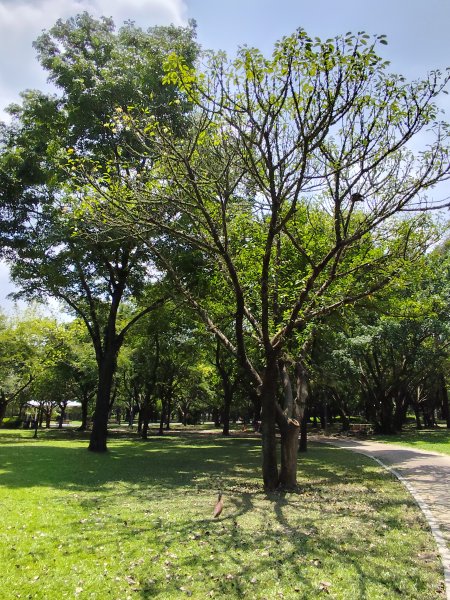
(279, 418, 300, 487)
(88, 347, 118, 452)
(299, 411, 308, 452)
(278, 359, 308, 486)
(222, 387, 232, 436)
(0, 391, 8, 425)
(260, 357, 279, 490)
(165, 397, 171, 430)
(79, 396, 89, 431)
(158, 400, 165, 435)
(439, 373, 450, 429)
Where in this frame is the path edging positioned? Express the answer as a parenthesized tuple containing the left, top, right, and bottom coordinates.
(318, 440, 450, 600)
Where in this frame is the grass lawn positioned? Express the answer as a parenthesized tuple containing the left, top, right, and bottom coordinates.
(374, 425, 450, 456)
(0, 428, 445, 599)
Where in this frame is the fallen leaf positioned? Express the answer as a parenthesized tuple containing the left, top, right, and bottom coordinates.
(319, 581, 332, 592)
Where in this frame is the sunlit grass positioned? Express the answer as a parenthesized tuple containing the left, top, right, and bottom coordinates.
(374, 425, 450, 455)
(0, 428, 445, 599)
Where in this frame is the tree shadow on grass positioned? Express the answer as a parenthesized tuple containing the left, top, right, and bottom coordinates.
(0, 432, 262, 493)
(0, 434, 444, 599)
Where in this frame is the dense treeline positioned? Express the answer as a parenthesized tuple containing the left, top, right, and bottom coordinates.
(1, 250, 450, 437)
(1, 13, 450, 489)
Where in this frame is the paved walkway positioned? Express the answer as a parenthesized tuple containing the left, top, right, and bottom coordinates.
(311, 436, 450, 599)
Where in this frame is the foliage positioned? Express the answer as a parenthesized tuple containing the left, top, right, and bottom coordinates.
(0, 13, 199, 451)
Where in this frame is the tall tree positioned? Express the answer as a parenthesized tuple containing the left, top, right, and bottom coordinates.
(0, 13, 198, 451)
(99, 30, 450, 488)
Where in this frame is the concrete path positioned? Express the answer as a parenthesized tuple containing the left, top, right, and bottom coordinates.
(311, 436, 450, 599)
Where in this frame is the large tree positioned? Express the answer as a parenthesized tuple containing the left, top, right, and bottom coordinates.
(96, 29, 450, 488)
(0, 13, 198, 451)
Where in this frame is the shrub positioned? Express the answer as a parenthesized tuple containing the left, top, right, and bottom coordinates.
(0, 417, 23, 429)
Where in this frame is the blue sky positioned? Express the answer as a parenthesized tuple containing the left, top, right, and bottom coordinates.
(1, 0, 449, 114)
(0, 0, 449, 312)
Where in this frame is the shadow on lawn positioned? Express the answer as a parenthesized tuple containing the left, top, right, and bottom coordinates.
(0, 429, 393, 495)
(0, 432, 261, 493)
(0, 430, 441, 599)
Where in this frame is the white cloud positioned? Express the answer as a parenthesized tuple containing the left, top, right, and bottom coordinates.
(0, 0, 188, 314)
(0, 0, 188, 117)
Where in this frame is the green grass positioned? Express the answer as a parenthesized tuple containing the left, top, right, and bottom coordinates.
(374, 426, 450, 455)
(0, 428, 445, 599)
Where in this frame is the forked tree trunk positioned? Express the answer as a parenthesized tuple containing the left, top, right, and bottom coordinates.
(278, 360, 308, 487)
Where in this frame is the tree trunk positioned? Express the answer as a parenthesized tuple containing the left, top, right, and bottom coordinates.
(439, 373, 450, 429)
(222, 387, 232, 436)
(279, 359, 308, 486)
(0, 391, 8, 425)
(158, 400, 165, 435)
(141, 397, 151, 439)
(165, 398, 171, 430)
(89, 348, 117, 452)
(413, 402, 422, 429)
(299, 411, 308, 452)
(260, 357, 279, 490)
(79, 396, 89, 431)
(279, 419, 300, 487)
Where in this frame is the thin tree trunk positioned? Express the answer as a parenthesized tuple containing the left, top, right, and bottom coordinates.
(165, 397, 171, 430)
(79, 396, 89, 431)
(0, 391, 8, 425)
(299, 411, 308, 452)
(439, 373, 450, 429)
(222, 387, 232, 436)
(158, 400, 165, 435)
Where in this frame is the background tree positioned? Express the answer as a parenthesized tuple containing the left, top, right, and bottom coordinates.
(0, 310, 64, 426)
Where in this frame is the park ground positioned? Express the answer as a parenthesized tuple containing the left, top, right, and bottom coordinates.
(0, 426, 448, 599)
